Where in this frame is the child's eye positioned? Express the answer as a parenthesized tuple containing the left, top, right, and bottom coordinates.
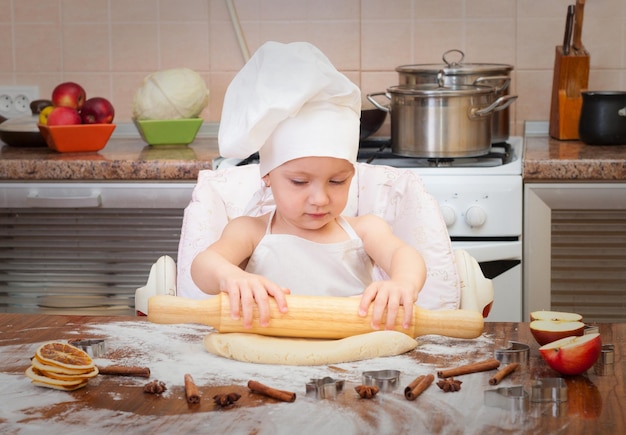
(290, 179, 308, 185)
(330, 179, 347, 185)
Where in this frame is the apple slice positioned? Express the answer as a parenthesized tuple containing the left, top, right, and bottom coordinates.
(539, 333, 602, 376)
(530, 319, 586, 346)
(529, 310, 582, 322)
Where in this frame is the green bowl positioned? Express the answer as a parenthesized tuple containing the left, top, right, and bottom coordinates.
(134, 118, 203, 146)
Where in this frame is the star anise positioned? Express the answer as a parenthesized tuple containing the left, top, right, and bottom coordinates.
(436, 378, 462, 392)
(143, 380, 167, 394)
(213, 392, 242, 407)
(355, 385, 379, 399)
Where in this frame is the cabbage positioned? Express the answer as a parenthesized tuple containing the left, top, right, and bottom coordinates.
(132, 68, 209, 120)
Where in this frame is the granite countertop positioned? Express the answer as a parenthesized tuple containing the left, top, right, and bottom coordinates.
(0, 137, 220, 181)
(2, 131, 626, 182)
(523, 135, 626, 182)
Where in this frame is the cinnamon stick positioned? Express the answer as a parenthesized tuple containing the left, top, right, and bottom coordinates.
(437, 358, 500, 378)
(488, 362, 519, 385)
(97, 365, 150, 377)
(184, 373, 201, 404)
(247, 380, 296, 402)
(404, 373, 434, 401)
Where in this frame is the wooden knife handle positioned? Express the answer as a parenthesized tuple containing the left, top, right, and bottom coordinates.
(572, 0, 585, 52)
(147, 294, 484, 340)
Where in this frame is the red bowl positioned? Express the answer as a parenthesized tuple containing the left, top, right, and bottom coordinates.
(38, 123, 116, 153)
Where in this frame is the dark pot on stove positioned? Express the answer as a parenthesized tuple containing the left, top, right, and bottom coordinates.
(0, 99, 53, 147)
(360, 106, 387, 140)
(367, 72, 517, 158)
(578, 91, 626, 145)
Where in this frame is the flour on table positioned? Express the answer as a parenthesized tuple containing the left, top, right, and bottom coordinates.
(3, 320, 539, 435)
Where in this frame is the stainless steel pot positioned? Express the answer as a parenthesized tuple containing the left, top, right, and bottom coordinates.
(396, 49, 514, 143)
(367, 76, 517, 158)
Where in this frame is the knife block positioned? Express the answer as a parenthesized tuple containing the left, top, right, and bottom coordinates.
(549, 46, 590, 140)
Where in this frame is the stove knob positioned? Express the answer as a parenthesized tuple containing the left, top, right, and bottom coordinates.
(465, 205, 487, 228)
(439, 205, 456, 227)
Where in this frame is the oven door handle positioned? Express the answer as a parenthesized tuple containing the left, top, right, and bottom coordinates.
(26, 192, 102, 208)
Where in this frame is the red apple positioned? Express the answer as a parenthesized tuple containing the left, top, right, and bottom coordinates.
(46, 106, 82, 126)
(529, 310, 585, 345)
(539, 333, 602, 376)
(529, 310, 582, 322)
(80, 97, 115, 124)
(52, 82, 87, 110)
(530, 320, 586, 346)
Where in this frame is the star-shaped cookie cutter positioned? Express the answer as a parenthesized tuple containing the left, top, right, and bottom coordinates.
(305, 377, 345, 399)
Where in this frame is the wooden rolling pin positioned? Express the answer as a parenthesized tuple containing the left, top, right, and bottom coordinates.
(148, 294, 484, 340)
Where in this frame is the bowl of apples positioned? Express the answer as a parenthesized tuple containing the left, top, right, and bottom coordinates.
(38, 82, 116, 153)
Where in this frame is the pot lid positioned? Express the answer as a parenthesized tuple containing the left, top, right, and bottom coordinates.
(387, 84, 494, 97)
(396, 49, 513, 75)
(0, 114, 41, 133)
(387, 71, 495, 97)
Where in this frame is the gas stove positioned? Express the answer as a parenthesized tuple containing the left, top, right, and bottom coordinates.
(356, 137, 521, 175)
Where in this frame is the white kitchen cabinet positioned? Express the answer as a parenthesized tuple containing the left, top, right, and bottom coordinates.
(524, 183, 626, 322)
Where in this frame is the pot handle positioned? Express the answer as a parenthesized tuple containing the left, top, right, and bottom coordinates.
(471, 95, 518, 118)
(473, 75, 511, 93)
(442, 49, 465, 67)
(366, 92, 391, 113)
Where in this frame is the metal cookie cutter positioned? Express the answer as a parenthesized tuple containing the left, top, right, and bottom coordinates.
(484, 386, 529, 413)
(494, 341, 529, 366)
(530, 377, 567, 403)
(362, 370, 401, 392)
(594, 344, 615, 376)
(305, 377, 345, 399)
(68, 338, 106, 358)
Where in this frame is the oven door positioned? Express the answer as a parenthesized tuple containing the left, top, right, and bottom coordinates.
(452, 240, 522, 322)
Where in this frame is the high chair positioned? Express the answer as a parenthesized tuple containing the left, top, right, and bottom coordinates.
(135, 163, 493, 317)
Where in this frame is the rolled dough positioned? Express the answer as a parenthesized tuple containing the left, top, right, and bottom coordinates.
(204, 330, 417, 366)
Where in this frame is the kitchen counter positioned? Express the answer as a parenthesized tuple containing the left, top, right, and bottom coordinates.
(2, 132, 626, 182)
(1, 314, 624, 434)
(523, 136, 626, 182)
(0, 137, 220, 181)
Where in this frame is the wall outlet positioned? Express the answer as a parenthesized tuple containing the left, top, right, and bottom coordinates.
(0, 86, 40, 119)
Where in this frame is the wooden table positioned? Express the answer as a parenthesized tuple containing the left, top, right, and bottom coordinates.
(1, 314, 624, 434)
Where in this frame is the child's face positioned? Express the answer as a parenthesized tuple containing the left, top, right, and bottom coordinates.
(264, 157, 355, 231)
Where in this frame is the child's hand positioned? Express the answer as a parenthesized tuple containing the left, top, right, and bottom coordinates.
(219, 271, 290, 328)
(358, 280, 417, 330)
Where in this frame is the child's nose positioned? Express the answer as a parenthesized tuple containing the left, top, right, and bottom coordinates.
(309, 186, 330, 205)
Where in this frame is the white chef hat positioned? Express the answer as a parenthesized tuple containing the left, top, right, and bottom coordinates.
(218, 41, 361, 175)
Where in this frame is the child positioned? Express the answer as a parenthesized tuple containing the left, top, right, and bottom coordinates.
(191, 41, 426, 332)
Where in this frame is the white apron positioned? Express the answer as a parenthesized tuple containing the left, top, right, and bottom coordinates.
(245, 211, 374, 296)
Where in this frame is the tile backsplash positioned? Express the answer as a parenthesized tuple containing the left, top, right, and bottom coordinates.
(1, 0, 624, 137)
